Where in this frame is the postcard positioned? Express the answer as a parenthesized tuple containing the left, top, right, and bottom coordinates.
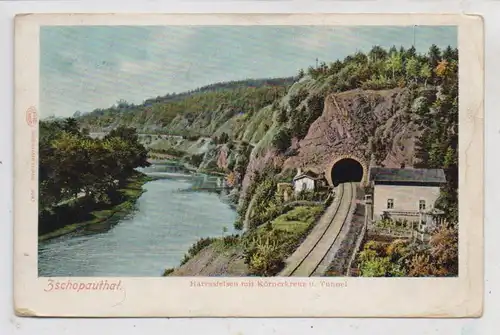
(14, 13, 483, 317)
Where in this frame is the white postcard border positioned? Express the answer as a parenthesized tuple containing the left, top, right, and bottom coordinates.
(13, 13, 484, 317)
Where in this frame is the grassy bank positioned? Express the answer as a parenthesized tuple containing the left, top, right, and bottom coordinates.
(39, 173, 152, 242)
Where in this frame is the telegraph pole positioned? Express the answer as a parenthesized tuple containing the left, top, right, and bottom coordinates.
(413, 25, 416, 47)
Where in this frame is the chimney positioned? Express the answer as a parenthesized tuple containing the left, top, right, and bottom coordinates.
(296, 168, 302, 176)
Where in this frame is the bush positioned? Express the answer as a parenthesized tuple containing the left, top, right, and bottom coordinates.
(186, 153, 204, 167)
(247, 178, 280, 229)
(361, 75, 397, 90)
(271, 127, 292, 152)
(289, 88, 308, 110)
(306, 94, 325, 117)
(218, 132, 229, 144)
(275, 106, 288, 124)
(245, 233, 285, 276)
(234, 218, 244, 230)
(162, 268, 175, 276)
(180, 237, 216, 265)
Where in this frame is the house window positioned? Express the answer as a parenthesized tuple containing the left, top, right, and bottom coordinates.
(302, 182, 307, 191)
(387, 199, 394, 209)
(419, 200, 426, 211)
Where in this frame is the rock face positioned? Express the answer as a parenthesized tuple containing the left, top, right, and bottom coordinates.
(281, 88, 422, 183)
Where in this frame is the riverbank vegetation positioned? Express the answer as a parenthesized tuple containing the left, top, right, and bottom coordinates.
(39, 119, 150, 239)
(354, 224, 458, 277)
(39, 173, 150, 241)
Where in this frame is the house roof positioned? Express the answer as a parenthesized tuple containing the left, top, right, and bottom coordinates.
(369, 167, 446, 184)
(293, 170, 323, 181)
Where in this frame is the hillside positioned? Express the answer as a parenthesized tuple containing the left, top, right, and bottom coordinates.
(77, 77, 295, 136)
(77, 44, 459, 230)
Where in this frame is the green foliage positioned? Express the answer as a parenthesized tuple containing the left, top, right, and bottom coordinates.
(79, 78, 294, 135)
(247, 178, 280, 229)
(360, 74, 396, 90)
(185, 153, 205, 168)
(39, 174, 148, 238)
(233, 219, 244, 230)
(358, 224, 458, 277)
(301, 44, 457, 96)
(272, 206, 323, 233)
(283, 92, 325, 141)
(39, 122, 150, 218)
(38, 120, 151, 237)
(235, 167, 280, 230)
(413, 48, 458, 224)
(218, 132, 230, 144)
(180, 237, 216, 265)
(357, 240, 409, 277)
(275, 106, 288, 124)
(244, 205, 322, 276)
(297, 69, 305, 79)
(271, 127, 292, 152)
(289, 88, 309, 110)
(246, 234, 284, 276)
(162, 268, 175, 276)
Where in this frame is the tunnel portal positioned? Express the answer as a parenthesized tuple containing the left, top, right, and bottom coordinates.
(331, 158, 364, 187)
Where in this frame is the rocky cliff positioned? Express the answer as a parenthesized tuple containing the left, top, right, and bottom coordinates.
(237, 78, 430, 203)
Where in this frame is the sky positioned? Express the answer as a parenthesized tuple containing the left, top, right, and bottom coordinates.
(40, 25, 457, 117)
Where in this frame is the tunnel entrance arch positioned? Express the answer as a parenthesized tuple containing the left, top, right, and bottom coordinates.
(326, 155, 367, 187)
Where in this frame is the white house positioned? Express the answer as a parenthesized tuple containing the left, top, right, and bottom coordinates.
(369, 167, 447, 227)
(292, 168, 326, 194)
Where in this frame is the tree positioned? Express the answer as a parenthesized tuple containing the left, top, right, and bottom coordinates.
(328, 60, 344, 75)
(63, 117, 80, 135)
(419, 63, 432, 87)
(442, 45, 457, 62)
(297, 69, 305, 79)
(406, 45, 417, 59)
(435, 59, 449, 78)
(428, 44, 442, 68)
(368, 45, 388, 63)
(219, 132, 229, 144)
(353, 51, 368, 65)
(272, 128, 292, 153)
(385, 52, 403, 80)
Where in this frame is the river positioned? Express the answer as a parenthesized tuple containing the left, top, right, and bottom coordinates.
(38, 163, 237, 277)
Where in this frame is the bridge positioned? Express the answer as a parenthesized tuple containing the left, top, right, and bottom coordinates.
(279, 182, 359, 277)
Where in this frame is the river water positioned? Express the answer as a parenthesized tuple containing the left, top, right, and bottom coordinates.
(38, 163, 237, 277)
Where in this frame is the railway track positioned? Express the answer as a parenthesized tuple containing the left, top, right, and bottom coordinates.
(279, 182, 357, 277)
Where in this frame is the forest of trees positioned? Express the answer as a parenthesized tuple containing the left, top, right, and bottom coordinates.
(299, 44, 458, 224)
(39, 119, 150, 218)
(304, 44, 457, 91)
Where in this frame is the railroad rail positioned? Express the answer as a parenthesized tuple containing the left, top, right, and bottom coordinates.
(279, 182, 357, 277)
